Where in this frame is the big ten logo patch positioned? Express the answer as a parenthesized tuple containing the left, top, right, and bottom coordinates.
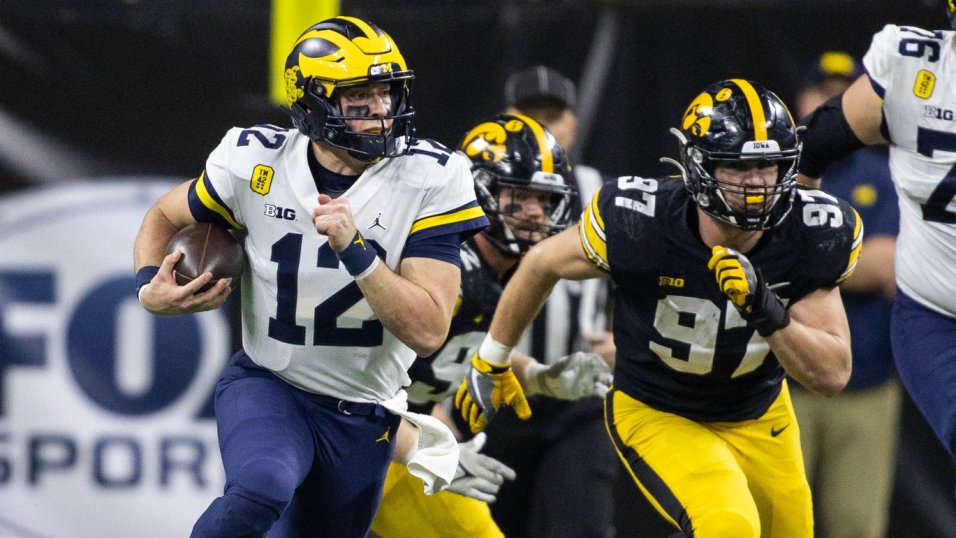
(265, 204, 296, 220)
(0, 181, 229, 537)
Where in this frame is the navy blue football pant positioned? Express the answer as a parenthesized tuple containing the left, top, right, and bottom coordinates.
(892, 292, 956, 476)
(191, 351, 400, 538)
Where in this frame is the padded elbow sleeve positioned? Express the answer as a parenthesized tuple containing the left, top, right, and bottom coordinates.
(797, 94, 866, 179)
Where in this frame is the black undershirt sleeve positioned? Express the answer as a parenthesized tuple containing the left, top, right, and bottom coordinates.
(797, 94, 867, 179)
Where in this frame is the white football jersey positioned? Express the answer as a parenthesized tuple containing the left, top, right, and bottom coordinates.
(192, 125, 486, 402)
(865, 24, 956, 318)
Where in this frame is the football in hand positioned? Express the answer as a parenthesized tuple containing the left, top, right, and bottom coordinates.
(165, 223, 244, 292)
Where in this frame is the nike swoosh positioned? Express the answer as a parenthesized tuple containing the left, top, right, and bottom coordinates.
(770, 424, 790, 437)
(470, 369, 487, 410)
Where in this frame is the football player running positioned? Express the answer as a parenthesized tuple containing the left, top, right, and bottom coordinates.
(372, 114, 612, 538)
(797, 7, 956, 478)
(133, 17, 488, 537)
(456, 79, 861, 537)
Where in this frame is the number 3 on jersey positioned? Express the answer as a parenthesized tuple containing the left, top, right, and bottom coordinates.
(268, 232, 385, 347)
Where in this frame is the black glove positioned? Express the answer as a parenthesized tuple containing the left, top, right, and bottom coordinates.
(707, 246, 790, 337)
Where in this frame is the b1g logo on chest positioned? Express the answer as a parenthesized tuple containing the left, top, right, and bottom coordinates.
(924, 105, 955, 121)
(265, 204, 296, 220)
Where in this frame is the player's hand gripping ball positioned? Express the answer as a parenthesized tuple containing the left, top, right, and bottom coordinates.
(165, 223, 243, 292)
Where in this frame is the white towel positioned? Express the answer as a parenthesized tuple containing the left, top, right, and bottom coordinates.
(380, 390, 459, 495)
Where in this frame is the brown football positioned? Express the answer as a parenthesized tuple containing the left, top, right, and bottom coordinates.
(165, 223, 244, 292)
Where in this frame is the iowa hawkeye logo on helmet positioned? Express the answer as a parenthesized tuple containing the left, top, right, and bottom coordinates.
(284, 16, 415, 162)
(666, 79, 801, 231)
(460, 114, 575, 256)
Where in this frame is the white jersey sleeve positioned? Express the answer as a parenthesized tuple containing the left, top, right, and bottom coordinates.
(190, 128, 487, 402)
(862, 25, 956, 318)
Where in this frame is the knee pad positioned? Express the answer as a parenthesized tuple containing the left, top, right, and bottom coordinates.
(190, 493, 282, 538)
(235, 457, 300, 504)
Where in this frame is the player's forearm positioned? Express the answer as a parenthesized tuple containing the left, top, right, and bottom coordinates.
(488, 247, 559, 349)
(356, 265, 453, 356)
(133, 181, 195, 270)
(769, 323, 851, 397)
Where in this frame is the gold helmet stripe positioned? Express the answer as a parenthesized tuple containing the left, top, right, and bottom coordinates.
(511, 113, 554, 173)
(729, 79, 767, 141)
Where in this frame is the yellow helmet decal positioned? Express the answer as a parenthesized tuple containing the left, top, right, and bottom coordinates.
(462, 121, 509, 164)
(286, 16, 408, 104)
(285, 65, 304, 106)
(950, 0, 955, 12)
(682, 92, 714, 137)
(715, 88, 732, 102)
(506, 114, 553, 173)
(729, 79, 767, 141)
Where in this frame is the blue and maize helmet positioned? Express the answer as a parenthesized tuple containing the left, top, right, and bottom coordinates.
(284, 16, 414, 162)
(459, 114, 575, 256)
(666, 79, 800, 231)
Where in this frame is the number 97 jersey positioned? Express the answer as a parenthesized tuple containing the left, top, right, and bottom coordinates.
(188, 126, 487, 403)
(864, 24, 956, 318)
(580, 178, 861, 422)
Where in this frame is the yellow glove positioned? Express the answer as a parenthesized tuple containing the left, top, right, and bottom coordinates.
(707, 245, 790, 337)
(707, 245, 756, 309)
(455, 354, 532, 434)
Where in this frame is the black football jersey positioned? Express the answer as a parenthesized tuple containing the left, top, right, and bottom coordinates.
(405, 238, 503, 412)
(580, 177, 862, 421)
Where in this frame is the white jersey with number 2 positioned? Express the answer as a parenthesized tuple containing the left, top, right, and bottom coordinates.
(193, 126, 487, 402)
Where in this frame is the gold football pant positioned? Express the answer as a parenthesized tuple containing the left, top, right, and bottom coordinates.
(370, 462, 503, 538)
(605, 380, 812, 538)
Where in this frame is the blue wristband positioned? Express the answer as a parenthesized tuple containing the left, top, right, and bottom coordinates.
(336, 232, 379, 277)
(135, 265, 160, 292)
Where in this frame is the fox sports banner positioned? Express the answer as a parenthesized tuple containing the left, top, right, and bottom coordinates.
(0, 180, 229, 537)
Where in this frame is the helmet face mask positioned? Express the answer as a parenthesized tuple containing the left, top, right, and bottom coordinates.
(670, 79, 800, 231)
(461, 114, 575, 256)
(285, 17, 415, 162)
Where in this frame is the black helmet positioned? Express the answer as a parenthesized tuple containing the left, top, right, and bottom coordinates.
(284, 16, 414, 162)
(665, 79, 800, 230)
(459, 114, 575, 256)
